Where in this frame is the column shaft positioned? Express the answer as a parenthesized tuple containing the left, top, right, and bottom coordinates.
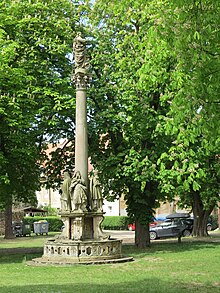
(75, 89, 88, 187)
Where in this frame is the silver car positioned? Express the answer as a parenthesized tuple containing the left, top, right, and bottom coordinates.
(149, 218, 191, 240)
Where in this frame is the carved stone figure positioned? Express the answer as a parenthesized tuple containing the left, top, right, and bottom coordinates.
(70, 171, 88, 212)
(73, 32, 88, 71)
(60, 171, 72, 211)
(89, 170, 103, 212)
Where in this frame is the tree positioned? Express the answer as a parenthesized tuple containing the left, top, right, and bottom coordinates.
(85, 0, 220, 244)
(156, 0, 220, 236)
(86, 0, 179, 247)
(0, 0, 78, 238)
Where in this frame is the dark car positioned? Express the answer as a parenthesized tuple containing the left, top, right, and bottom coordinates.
(149, 218, 192, 240)
(181, 217, 216, 232)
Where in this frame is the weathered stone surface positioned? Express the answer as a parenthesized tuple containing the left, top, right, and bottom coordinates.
(44, 238, 122, 259)
(30, 237, 134, 265)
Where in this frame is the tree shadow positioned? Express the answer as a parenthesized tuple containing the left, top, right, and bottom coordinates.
(123, 239, 220, 258)
(1, 254, 42, 264)
(0, 277, 218, 293)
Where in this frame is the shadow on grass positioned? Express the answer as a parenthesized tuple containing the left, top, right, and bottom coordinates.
(0, 277, 218, 293)
(123, 240, 220, 259)
(1, 231, 220, 264)
(0, 253, 42, 264)
(0, 241, 219, 265)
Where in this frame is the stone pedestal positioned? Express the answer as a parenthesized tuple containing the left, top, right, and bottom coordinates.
(58, 211, 108, 241)
(30, 211, 133, 265)
(33, 238, 124, 265)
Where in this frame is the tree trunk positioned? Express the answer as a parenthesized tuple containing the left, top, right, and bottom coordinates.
(192, 191, 214, 237)
(135, 219, 150, 248)
(4, 202, 15, 239)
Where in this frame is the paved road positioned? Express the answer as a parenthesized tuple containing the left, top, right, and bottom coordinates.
(104, 230, 135, 243)
(103, 229, 220, 244)
(104, 230, 134, 238)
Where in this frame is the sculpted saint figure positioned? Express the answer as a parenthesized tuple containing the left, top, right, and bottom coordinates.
(89, 170, 103, 212)
(73, 32, 88, 70)
(70, 171, 88, 212)
(60, 171, 72, 211)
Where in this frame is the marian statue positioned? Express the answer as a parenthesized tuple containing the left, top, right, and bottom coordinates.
(73, 32, 89, 71)
(69, 171, 88, 212)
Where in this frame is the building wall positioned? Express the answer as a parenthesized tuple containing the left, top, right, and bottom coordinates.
(103, 199, 119, 216)
(155, 200, 190, 219)
(36, 187, 61, 209)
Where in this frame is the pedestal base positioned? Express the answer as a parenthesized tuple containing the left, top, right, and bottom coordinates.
(29, 211, 133, 265)
(30, 238, 133, 265)
(59, 211, 108, 241)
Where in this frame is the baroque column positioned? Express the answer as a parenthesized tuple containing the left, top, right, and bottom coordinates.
(72, 32, 91, 188)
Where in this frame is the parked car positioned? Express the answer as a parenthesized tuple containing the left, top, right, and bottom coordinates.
(183, 217, 216, 232)
(150, 212, 217, 240)
(149, 218, 191, 240)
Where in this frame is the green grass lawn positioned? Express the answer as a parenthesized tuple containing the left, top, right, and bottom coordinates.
(0, 232, 220, 293)
(0, 232, 59, 249)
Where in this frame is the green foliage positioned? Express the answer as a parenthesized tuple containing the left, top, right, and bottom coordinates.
(0, 0, 79, 210)
(85, 0, 220, 241)
(37, 205, 58, 216)
(1, 0, 218, 242)
(101, 216, 130, 230)
(155, 1, 220, 220)
(86, 0, 175, 232)
(22, 216, 63, 232)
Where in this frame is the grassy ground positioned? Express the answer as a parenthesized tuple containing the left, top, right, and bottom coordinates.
(0, 232, 220, 293)
(0, 232, 58, 249)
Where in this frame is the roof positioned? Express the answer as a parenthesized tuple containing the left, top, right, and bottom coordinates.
(22, 206, 47, 213)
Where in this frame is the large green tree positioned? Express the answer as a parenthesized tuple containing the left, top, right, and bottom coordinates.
(0, 0, 78, 238)
(85, 0, 219, 245)
(157, 0, 220, 236)
(86, 0, 179, 247)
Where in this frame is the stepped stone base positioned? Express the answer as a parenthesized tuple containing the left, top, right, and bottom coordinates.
(30, 238, 133, 265)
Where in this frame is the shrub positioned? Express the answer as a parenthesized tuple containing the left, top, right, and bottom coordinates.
(22, 216, 63, 232)
(101, 216, 130, 230)
(37, 205, 58, 216)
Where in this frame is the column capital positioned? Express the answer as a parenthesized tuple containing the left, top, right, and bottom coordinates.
(73, 70, 92, 90)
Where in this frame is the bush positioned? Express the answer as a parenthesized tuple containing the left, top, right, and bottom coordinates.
(37, 205, 58, 216)
(101, 216, 130, 230)
(22, 216, 63, 232)
(23, 215, 131, 232)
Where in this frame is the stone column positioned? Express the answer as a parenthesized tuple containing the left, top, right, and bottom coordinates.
(73, 32, 90, 188)
(75, 75, 88, 187)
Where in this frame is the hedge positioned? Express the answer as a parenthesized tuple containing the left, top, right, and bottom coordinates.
(22, 216, 63, 232)
(101, 216, 130, 230)
(22, 214, 219, 233)
(23, 216, 130, 232)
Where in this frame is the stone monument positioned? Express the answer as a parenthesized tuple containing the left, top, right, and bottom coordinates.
(31, 33, 133, 265)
